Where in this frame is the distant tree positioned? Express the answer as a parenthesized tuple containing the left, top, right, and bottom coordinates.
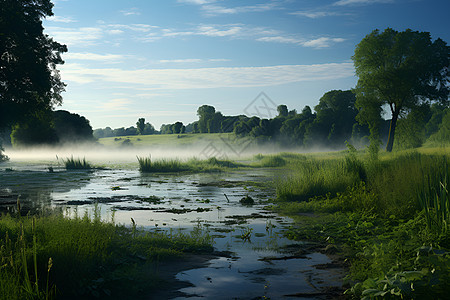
(136, 118, 145, 135)
(173, 121, 184, 134)
(304, 90, 357, 147)
(0, 0, 67, 129)
(125, 126, 137, 136)
(143, 122, 155, 135)
(113, 127, 126, 137)
(277, 105, 288, 117)
(352, 28, 449, 152)
(53, 110, 94, 143)
(160, 124, 173, 134)
(197, 105, 216, 133)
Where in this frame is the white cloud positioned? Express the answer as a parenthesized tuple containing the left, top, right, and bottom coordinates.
(178, 0, 281, 16)
(303, 37, 346, 48)
(64, 52, 126, 62)
(60, 63, 355, 89)
(334, 0, 393, 6)
(120, 8, 141, 16)
(46, 16, 76, 23)
(257, 35, 345, 48)
(290, 11, 341, 18)
(158, 58, 231, 64)
(257, 36, 303, 45)
(102, 98, 132, 110)
(45, 27, 103, 46)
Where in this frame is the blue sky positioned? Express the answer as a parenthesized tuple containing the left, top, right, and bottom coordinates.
(43, 0, 450, 130)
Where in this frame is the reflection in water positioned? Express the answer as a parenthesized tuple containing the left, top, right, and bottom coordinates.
(0, 162, 343, 298)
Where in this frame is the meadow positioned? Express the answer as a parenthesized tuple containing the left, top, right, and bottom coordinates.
(268, 146, 450, 299)
(1, 137, 449, 299)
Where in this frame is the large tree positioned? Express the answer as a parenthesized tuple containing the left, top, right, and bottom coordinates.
(352, 28, 449, 152)
(0, 0, 67, 129)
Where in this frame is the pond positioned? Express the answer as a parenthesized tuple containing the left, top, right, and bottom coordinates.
(0, 156, 343, 299)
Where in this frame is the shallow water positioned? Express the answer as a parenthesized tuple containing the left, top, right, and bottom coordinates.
(0, 159, 343, 299)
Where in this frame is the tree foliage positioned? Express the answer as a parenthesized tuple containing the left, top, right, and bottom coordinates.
(352, 28, 449, 151)
(0, 0, 67, 129)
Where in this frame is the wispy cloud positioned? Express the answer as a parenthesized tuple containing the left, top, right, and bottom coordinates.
(178, 0, 282, 16)
(257, 35, 345, 48)
(60, 62, 355, 89)
(158, 58, 230, 63)
(45, 27, 103, 46)
(46, 15, 76, 23)
(102, 98, 132, 110)
(290, 10, 341, 19)
(334, 0, 394, 6)
(120, 8, 141, 16)
(64, 52, 127, 62)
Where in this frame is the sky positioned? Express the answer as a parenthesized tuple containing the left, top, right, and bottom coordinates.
(43, 0, 450, 130)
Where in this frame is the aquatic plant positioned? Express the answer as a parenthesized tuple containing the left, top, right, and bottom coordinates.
(62, 156, 92, 170)
(137, 156, 189, 172)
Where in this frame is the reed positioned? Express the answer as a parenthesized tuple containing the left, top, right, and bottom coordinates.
(62, 156, 92, 170)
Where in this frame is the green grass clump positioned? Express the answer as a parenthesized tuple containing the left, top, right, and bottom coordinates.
(273, 148, 450, 299)
(137, 156, 189, 172)
(259, 155, 286, 167)
(0, 210, 212, 299)
(62, 156, 92, 170)
(137, 156, 246, 173)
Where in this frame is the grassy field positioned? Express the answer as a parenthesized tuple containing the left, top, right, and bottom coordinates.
(98, 133, 238, 148)
(0, 208, 212, 299)
(269, 145, 450, 299)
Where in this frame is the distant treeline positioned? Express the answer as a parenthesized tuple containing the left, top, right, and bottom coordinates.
(91, 89, 449, 150)
(2, 90, 448, 151)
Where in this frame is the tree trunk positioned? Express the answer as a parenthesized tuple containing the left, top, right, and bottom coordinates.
(386, 109, 400, 152)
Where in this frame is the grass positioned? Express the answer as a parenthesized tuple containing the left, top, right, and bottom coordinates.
(137, 155, 245, 173)
(272, 146, 450, 299)
(0, 207, 213, 299)
(62, 156, 92, 170)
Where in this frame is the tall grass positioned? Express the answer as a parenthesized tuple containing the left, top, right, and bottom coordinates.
(419, 158, 449, 234)
(0, 208, 213, 299)
(137, 156, 189, 172)
(62, 156, 92, 170)
(137, 155, 245, 173)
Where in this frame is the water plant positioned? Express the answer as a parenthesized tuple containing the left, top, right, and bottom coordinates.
(137, 156, 188, 172)
(62, 156, 92, 170)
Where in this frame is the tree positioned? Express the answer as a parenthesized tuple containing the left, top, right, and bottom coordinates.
(197, 105, 216, 133)
(53, 110, 94, 143)
(10, 111, 59, 147)
(277, 105, 288, 117)
(304, 90, 357, 147)
(352, 28, 449, 152)
(0, 0, 67, 129)
(136, 118, 145, 135)
(172, 121, 183, 134)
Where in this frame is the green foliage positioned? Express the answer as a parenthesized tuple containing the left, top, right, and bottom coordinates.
(0, 211, 213, 299)
(419, 160, 449, 234)
(62, 156, 92, 170)
(352, 28, 449, 152)
(259, 155, 286, 167)
(0, 0, 67, 129)
(137, 156, 188, 173)
(137, 156, 244, 173)
(53, 110, 94, 143)
(274, 150, 450, 299)
(11, 112, 59, 147)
